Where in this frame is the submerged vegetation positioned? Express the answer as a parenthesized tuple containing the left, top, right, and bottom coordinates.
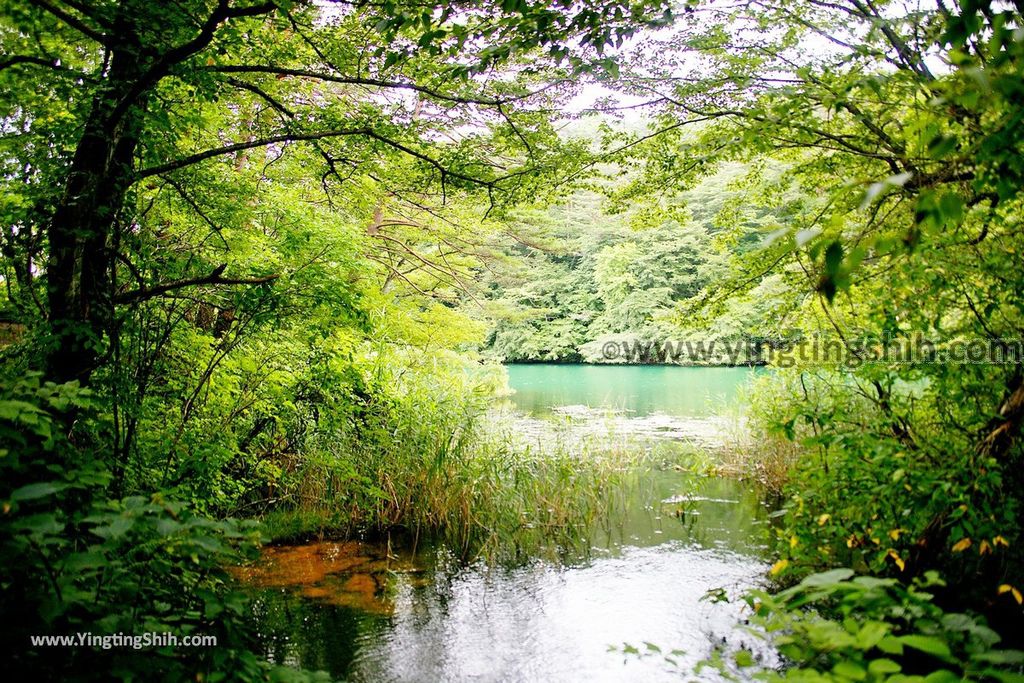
(2, 0, 1024, 680)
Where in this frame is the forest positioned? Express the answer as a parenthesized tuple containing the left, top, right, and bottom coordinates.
(1, 0, 1023, 680)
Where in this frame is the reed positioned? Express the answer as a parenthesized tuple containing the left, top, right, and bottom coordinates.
(258, 360, 698, 561)
(261, 427, 690, 562)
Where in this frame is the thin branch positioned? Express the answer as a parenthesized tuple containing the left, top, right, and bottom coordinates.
(205, 65, 569, 107)
(0, 55, 94, 81)
(137, 129, 371, 177)
(109, 0, 279, 125)
(206, 64, 505, 105)
(137, 128, 501, 193)
(55, 0, 112, 25)
(159, 175, 230, 249)
(225, 77, 294, 116)
(24, 0, 109, 44)
(114, 264, 279, 303)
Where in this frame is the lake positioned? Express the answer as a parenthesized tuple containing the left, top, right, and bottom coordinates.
(242, 364, 775, 681)
(504, 363, 762, 418)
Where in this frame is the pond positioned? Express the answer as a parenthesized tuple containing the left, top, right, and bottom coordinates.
(241, 364, 776, 681)
(504, 363, 762, 418)
(499, 363, 764, 448)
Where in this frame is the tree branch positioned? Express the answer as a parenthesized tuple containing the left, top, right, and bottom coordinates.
(206, 65, 506, 105)
(136, 129, 372, 178)
(108, 0, 280, 126)
(114, 264, 279, 304)
(0, 54, 94, 80)
(24, 0, 110, 45)
(137, 128, 501, 194)
(978, 375, 1024, 461)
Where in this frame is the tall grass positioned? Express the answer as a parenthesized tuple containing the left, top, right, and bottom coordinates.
(258, 351, 688, 562)
(712, 422, 801, 494)
(706, 375, 802, 494)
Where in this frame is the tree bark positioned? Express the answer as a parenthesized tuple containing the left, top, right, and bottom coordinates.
(45, 45, 145, 385)
(979, 373, 1024, 461)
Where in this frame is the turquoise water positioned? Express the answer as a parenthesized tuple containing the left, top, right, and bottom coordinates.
(505, 363, 763, 417)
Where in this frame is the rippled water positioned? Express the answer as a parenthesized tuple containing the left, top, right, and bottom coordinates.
(242, 365, 776, 681)
(348, 543, 766, 683)
(242, 476, 776, 681)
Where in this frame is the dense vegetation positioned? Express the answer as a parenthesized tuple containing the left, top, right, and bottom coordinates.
(480, 164, 769, 363)
(2, 0, 1023, 680)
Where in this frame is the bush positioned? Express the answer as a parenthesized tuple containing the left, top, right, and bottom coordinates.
(708, 569, 1024, 682)
(0, 375, 325, 681)
(743, 369, 1024, 620)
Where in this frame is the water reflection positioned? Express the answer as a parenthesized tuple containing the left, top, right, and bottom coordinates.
(351, 543, 766, 683)
(242, 475, 775, 682)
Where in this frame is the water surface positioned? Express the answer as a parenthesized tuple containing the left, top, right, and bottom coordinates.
(505, 363, 761, 418)
(244, 365, 774, 681)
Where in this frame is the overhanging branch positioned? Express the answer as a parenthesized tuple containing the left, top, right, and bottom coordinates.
(24, 0, 110, 45)
(0, 55, 95, 81)
(136, 128, 504, 197)
(207, 65, 506, 106)
(114, 264, 279, 303)
(108, 0, 280, 126)
(136, 129, 373, 178)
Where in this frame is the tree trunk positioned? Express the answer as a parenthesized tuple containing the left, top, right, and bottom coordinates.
(45, 48, 145, 385)
(979, 373, 1024, 461)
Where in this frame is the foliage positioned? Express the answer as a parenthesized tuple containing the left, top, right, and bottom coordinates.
(0, 0, 678, 679)
(3, 0, 1024, 679)
(710, 569, 1024, 682)
(735, 366, 1024, 652)
(0, 375, 330, 681)
(481, 168, 761, 362)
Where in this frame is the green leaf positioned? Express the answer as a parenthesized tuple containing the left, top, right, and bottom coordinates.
(899, 635, 951, 659)
(856, 621, 889, 649)
(156, 518, 183, 536)
(799, 568, 855, 587)
(987, 672, 1024, 683)
(11, 482, 65, 502)
(923, 670, 962, 683)
(832, 661, 867, 680)
(15, 513, 64, 536)
(734, 649, 754, 667)
(93, 516, 134, 540)
(974, 650, 1024, 665)
(877, 636, 904, 655)
(63, 551, 108, 572)
(868, 658, 901, 675)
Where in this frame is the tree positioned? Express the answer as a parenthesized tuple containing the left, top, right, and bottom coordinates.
(0, 0, 671, 385)
(601, 0, 1024, 608)
(610, 0, 1024, 450)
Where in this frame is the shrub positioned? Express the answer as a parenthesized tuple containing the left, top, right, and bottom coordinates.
(0, 375, 325, 681)
(708, 569, 1024, 682)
